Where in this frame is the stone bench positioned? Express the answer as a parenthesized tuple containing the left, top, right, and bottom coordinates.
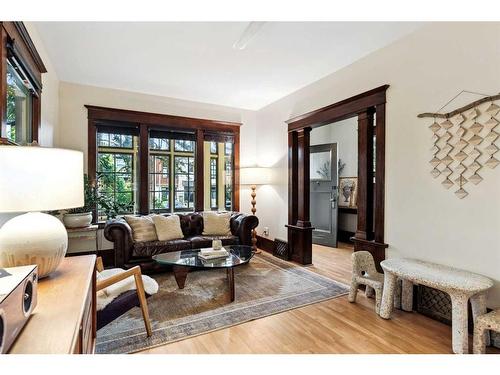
(379, 258, 494, 354)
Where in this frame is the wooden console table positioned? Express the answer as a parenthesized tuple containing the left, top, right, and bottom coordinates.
(9, 255, 96, 354)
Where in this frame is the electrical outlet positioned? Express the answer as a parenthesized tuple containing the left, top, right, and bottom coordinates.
(263, 227, 269, 236)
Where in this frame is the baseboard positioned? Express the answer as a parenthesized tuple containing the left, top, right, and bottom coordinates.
(338, 230, 355, 243)
(256, 235, 274, 253)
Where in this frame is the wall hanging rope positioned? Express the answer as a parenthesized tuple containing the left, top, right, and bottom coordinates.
(418, 90, 500, 199)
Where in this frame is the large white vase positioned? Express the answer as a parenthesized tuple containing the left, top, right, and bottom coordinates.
(0, 212, 68, 278)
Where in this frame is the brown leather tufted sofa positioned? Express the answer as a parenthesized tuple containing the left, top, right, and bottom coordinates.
(104, 212, 258, 272)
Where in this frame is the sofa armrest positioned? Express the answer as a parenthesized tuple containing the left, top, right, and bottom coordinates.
(230, 213, 259, 246)
(104, 218, 134, 268)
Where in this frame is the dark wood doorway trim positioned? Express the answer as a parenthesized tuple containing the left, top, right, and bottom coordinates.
(86, 105, 241, 216)
(286, 85, 389, 268)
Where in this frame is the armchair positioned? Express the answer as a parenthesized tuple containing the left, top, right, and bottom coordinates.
(96, 257, 153, 336)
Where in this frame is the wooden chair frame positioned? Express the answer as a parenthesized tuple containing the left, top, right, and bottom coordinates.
(96, 257, 152, 337)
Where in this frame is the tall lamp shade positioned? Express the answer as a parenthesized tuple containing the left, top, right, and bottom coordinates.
(240, 167, 272, 187)
(0, 146, 84, 277)
(240, 167, 271, 253)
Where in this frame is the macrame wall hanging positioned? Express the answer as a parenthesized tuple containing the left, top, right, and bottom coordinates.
(418, 90, 500, 199)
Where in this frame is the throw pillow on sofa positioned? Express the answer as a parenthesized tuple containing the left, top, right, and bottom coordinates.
(202, 211, 231, 236)
(124, 215, 158, 242)
(152, 214, 184, 241)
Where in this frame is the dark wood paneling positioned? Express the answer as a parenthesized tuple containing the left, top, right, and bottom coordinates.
(0, 27, 7, 137)
(296, 128, 311, 228)
(87, 119, 98, 221)
(286, 86, 389, 268)
(139, 125, 149, 214)
(195, 128, 204, 211)
(374, 104, 386, 243)
(355, 109, 374, 240)
(256, 235, 274, 253)
(85, 105, 241, 132)
(286, 85, 389, 131)
(288, 131, 298, 225)
(339, 207, 358, 214)
(1, 22, 46, 87)
(32, 95, 41, 143)
(233, 130, 240, 211)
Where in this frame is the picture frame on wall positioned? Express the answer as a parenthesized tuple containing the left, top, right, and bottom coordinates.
(338, 177, 357, 208)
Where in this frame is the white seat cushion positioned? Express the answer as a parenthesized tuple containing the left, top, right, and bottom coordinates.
(96, 268, 159, 311)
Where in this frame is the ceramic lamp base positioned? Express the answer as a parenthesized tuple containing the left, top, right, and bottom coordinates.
(0, 212, 68, 278)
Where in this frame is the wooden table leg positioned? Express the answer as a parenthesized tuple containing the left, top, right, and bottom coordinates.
(379, 271, 397, 319)
(450, 293, 469, 354)
(172, 266, 189, 289)
(227, 267, 235, 302)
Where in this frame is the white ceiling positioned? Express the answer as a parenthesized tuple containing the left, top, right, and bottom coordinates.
(34, 22, 423, 110)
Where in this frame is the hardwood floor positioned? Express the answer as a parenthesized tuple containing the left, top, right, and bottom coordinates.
(139, 243, 497, 354)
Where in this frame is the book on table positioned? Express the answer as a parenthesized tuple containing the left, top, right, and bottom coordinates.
(198, 248, 229, 260)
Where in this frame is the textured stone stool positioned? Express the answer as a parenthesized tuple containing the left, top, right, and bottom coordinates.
(473, 309, 498, 354)
(349, 251, 385, 314)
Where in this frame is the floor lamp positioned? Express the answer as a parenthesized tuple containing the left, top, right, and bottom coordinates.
(240, 167, 272, 253)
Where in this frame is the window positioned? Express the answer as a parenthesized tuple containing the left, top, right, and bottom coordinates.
(6, 61, 33, 144)
(1, 23, 46, 145)
(210, 157, 218, 209)
(210, 141, 218, 155)
(224, 142, 233, 210)
(149, 137, 171, 211)
(174, 155, 195, 210)
(174, 139, 195, 152)
(87, 106, 240, 219)
(96, 131, 138, 220)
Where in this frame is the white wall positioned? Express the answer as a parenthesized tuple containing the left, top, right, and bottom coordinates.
(0, 23, 60, 227)
(57, 81, 257, 214)
(254, 22, 500, 307)
(311, 117, 358, 233)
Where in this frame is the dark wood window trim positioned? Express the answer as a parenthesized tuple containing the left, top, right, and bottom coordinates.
(286, 85, 389, 269)
(86, 105, 241, 219)
(0, 22, 47, 145)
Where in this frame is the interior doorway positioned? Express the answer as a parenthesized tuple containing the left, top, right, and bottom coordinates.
(310, 143, 338, 247)
(286, 85, 388, 268)
(310, 117, 358, 252)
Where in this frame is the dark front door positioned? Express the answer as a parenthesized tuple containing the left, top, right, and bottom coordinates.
(310, 143, 338, 247)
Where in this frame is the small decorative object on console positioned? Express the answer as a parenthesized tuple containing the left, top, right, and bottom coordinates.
(0, 265, 38, 353)
(212, 239, 222, 250)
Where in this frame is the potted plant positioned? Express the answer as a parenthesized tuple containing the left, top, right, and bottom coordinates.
(63, 174, 99, 228)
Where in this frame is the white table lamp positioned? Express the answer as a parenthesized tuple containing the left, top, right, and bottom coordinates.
(0, 146, 84, 277)
(240, 167, 272, 252)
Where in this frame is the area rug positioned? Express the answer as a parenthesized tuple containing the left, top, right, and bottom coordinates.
(95, 254, 349, 354)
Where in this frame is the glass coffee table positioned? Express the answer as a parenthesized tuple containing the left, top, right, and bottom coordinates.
(152, 245, 254, 302)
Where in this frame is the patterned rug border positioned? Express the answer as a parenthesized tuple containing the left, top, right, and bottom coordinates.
(96, 254, 349, 354)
